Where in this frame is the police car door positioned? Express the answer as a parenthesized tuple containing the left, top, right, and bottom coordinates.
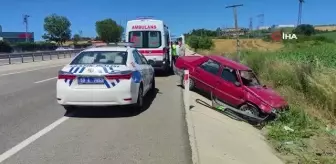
(138, 51, 153, 90)
(132, 50, 149, 91)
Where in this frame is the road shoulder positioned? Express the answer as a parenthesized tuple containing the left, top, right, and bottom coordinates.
(0, 58, 71, 75)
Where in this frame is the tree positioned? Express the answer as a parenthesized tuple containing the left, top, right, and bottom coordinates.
(0, 41, 12, 53)
(42, 14, 71, 45)
(187, 35, 200, 51)
(293, 24, 315, 36)
(73, 34, 80, 44)
(95, 18, 123, 43)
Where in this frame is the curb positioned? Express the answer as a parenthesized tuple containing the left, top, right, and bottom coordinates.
(181, 77, 200, 164)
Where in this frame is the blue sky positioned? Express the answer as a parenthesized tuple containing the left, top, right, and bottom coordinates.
(1, 0, 335, 40)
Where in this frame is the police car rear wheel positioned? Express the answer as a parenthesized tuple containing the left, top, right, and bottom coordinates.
(135, 86, 144, 111)
(150, 77, 155, 93)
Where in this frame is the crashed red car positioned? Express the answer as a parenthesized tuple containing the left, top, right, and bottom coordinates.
(175, 55, 288, 117)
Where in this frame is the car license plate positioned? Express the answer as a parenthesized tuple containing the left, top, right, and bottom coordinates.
(78, 77, 104, 84)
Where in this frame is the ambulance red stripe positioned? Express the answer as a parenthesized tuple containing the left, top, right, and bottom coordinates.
(138, 49, 167, 56)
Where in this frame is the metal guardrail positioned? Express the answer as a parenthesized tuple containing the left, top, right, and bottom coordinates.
(0, 49, 84, 65)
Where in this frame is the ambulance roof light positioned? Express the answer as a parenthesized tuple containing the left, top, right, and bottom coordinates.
(136, 16, 154, 20)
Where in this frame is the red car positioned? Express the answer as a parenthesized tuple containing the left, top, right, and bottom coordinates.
(175, 55, 288, 117)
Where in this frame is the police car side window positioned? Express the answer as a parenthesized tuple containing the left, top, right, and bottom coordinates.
(132, 50, 143, 64)
(137, 51, 148, 64)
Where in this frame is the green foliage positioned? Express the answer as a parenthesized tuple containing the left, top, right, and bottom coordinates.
(0, 41, 12, 53)
(187, 35, 200, 50)
(315, 31, 336, 41)
(293, 24, 316, 36)
(185, 28, 218, 37)
(238, 44, 336, 163)
(240, 43, 336, 118)
(186, 35, 213, 51)
(42, 14, 72, 45)
(73, 34, 80, 44)
(95, 18, 123, 43)
(13, 42, 57, 51)
(267, 106, 319, 142)
(73, 43, 92, 49)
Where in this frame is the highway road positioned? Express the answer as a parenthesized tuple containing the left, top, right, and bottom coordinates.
(0, 60, 192, 164)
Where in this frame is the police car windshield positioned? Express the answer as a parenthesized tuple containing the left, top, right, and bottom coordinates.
(70, 51, 127, 65)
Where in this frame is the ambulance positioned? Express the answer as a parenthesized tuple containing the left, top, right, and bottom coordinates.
(125, 17, 172, 73)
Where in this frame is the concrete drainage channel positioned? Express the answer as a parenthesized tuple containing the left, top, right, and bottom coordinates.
(181, 70, 200, 164)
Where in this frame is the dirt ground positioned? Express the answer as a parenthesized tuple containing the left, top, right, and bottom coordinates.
(197, 39, 283, 55)
(314, 25, 336, 31)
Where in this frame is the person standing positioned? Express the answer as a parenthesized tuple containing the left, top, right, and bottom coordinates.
(178, 38, 185, 57)
(171, 41, 178, 64)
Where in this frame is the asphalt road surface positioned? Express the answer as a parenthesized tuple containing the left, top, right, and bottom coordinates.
(0, 61, 192, 164)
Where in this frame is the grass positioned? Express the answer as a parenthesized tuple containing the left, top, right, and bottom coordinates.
(192, 39, 336, 163)
(316, 31, 336, 41)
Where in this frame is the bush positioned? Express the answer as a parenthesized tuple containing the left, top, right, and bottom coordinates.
(198, 37, 213, 49)
(0, 41, 12, 53)
(293, 24, 316, 36)
(186, 35, 214, 51)
(73, 43, 92, 49)
(13, 42, 57, 51)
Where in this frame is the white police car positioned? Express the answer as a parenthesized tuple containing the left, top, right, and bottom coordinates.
(56, 43, 155, 112)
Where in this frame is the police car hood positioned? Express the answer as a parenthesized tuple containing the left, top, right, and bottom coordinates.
(62, 64, 132, 75)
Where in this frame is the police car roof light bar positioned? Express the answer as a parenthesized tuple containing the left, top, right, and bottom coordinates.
(106, 42, 134, 47)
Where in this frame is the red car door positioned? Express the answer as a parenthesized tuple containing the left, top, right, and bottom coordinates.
(213, 66, 245, 107)
(192, 59, 221, 93)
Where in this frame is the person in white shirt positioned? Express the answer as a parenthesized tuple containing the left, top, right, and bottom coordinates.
(177, 38, 185, 56)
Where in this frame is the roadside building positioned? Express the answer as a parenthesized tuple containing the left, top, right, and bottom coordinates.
(0, 25, 34, 43)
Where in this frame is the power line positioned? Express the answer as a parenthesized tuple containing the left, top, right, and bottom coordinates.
(225, 4, 243, 62)
(257, 14, 264, 29)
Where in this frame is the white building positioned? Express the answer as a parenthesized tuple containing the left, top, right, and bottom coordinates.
(257, 26, 270, 30)
(274, 24, 295, 28)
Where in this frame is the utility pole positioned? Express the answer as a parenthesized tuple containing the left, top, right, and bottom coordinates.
(226, 4, 243, 62)
(297, 0, 304, 25)
(23, 14, 30, 42)
(249, 17, 253, 38)
(257, 14, 264, 37)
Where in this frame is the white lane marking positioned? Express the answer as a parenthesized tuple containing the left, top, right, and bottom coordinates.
(0, 116, 69, 163)
(0, 64, 65, 77)
(34, 77, 57, 83)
